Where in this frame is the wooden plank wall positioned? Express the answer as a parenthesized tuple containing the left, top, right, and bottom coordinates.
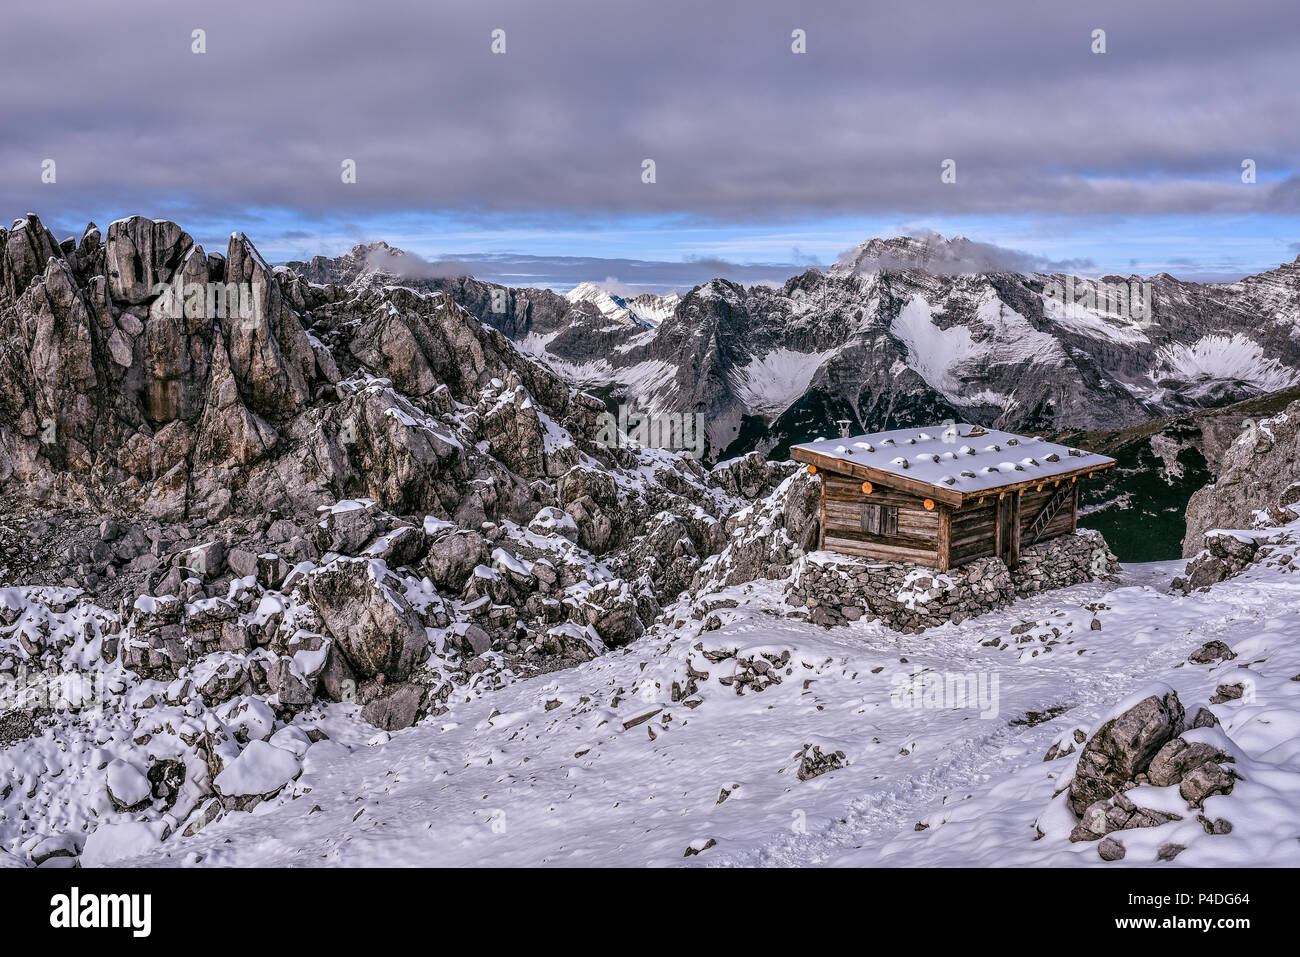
(948, 483, 1079, 568)
(949, 496, 999, 566)
(818, 469, 1086, 570)
(821, 472, 941, 566)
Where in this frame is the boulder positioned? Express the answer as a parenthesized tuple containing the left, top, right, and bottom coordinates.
(1179, 761, 1236, 807)
(147, 759, 187, 811)
(1097, 836, 1126, 861)
(1188, 640, 1236, 665)
(423, 530, 489, 592)
(580, 580, 644, 647)
(105, 759, 153, 812)
(313, 499, 386, 555)
(1147, 737, 1233, 787)
(307, 559, 429, 681)
(360, 681, 425, 731)
(213, 740, 302, 812)
(1069, 690, 1185, 816)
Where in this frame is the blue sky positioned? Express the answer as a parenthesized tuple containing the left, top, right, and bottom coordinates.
(33, 206, 1297, 294)
(38, 208, 1284, 294)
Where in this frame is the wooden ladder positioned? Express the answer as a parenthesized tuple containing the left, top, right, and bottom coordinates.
(1026, 483, 1071, 545)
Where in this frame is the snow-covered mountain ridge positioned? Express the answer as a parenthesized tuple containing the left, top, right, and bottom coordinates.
(290, 233, 1300, 466)
(565, 282, 678, 329)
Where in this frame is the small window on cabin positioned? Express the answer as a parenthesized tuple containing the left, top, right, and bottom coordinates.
(861, 503, 899, 536)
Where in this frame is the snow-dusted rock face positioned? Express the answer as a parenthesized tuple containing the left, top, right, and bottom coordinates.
(1182, 398, 1300, 555)
(0, 215, 791, 737)
(787, 529, 1118, 632)
(690, 466, 819, 595)
(0, 215, 777, 618)
(1173, 524, 1300, 593)
(0, 212, 810, 864)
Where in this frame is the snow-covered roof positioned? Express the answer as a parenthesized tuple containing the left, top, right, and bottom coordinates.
(792, 423, 1115, 504)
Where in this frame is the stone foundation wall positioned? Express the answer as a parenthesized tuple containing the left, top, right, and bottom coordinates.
(786, 529, 1118, 633)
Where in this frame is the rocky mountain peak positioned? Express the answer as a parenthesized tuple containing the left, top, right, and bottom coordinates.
(829, 232, 1001, 278)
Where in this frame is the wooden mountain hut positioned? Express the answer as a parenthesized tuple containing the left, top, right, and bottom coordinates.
(791, 424, 1116, 572)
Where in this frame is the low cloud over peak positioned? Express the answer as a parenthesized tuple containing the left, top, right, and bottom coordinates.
(831, 232, 1098, 277)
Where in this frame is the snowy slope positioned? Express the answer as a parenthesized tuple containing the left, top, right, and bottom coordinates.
(57, 521, 1300, 869)
(728, 348, 839, 418)
(1151, 334, 1298, 398)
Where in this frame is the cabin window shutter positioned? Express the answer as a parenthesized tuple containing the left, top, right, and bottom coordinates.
(861, 503, 881, 535)
(883, 505, 899, 536)
(860, 504, 898, 536)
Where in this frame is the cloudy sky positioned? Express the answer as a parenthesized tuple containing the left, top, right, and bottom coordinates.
(3, 0, 1297, 290)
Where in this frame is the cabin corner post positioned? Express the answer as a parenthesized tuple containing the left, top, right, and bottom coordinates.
(1009, 492, 1022, 569)
(818, 479, 826, 551)
(938, 505, 951, 572)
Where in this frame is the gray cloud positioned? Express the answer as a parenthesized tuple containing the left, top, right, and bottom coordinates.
(343, 246, 812, 293)
(834, 231, 1097, 276)
(2, 0, 1299, 228)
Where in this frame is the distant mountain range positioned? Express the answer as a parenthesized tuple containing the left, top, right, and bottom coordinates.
(290, 232, 1300, 467)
